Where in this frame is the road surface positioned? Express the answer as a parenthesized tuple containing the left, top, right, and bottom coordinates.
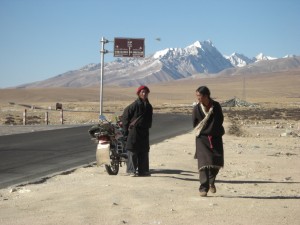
(0, 114, 192, 188)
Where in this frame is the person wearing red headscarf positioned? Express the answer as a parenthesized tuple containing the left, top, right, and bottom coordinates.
(122, 85, 153, 176)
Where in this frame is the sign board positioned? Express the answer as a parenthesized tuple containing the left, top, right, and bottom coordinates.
(114, 38, 145, 57)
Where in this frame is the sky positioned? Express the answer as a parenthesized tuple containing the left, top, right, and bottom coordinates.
(0, 0, 300, 88)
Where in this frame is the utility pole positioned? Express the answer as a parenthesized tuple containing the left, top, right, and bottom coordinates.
(99, 37, 109, 117)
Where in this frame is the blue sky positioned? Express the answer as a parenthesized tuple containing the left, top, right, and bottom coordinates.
(0, 0, 299, 88)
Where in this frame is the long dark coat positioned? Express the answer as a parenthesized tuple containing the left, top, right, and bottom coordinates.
(122, 98, 153, 153)
(192, 100, 224, 170)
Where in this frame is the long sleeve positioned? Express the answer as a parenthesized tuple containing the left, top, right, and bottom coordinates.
(122, 104, 134, 136)
(192, 104, 204, 128)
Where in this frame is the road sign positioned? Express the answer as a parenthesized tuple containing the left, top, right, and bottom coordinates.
(114, 38, 145, 57)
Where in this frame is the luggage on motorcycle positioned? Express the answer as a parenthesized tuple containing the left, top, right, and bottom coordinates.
(89, 123, 114, 138)
(96, 143, 110, 166)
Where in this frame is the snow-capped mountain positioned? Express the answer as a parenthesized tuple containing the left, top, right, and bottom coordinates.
(225, 53, 255, 67)
(283, 54, 296, 58)
(16, 40, 300, 88)
(155, 40, 233, 75)
(19, 40, 235, 88)
(254, 53, 277, 61)
(79, 63, 100, 71)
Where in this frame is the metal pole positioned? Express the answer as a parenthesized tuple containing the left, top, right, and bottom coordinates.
(100, 37, 105, 116)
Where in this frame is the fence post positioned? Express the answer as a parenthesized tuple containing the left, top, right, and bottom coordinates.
(45, 111, 49, 125)
(23, 109, 27, 125)
(60, 109, 64, 124)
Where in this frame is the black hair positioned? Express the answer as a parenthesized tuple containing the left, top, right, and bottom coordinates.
(196, 86, 211, 98)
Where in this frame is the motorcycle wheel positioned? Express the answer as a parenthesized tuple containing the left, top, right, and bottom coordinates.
(105, 160, 119, 175)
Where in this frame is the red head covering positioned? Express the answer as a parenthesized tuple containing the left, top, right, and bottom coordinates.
(136, 85, 150, 95)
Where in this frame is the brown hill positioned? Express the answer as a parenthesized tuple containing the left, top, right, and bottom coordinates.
(1, 70, 299, 107)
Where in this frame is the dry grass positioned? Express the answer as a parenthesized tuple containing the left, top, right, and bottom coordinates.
(0, 71, 299, 125)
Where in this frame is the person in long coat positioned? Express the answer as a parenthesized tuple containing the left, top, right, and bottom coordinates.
(122, 85, 153, 176)
(192, 86, 225, 197)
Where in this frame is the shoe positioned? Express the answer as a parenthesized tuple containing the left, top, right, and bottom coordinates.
(138, 173, 151, 177)
(199, 191, 207, 197)
(127, 172, 137, 177)
(210, 184, 216, 193)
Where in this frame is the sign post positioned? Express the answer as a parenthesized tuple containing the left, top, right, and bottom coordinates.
(99, 37, 109, 116)
(114, 38, 145, 57)
(99, 37, 145, 119)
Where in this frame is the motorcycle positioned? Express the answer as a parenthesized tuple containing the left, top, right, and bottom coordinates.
(88, 115, 127, 175)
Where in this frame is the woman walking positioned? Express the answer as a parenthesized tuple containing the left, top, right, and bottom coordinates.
(122, 85, 153, 177)
(192, 86, 225, 196)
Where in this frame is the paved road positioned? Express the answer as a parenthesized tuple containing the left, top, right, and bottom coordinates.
(0, 114, 192, 189)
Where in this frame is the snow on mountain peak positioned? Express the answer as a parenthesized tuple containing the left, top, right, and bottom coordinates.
(226, 52, 254, 67)
(79, 63, 98, 71)
(187, 40, 213, 49)
(255, 53, 277, 61)
(153, 48, 170, 59)
(256, 53, 265, 60)
(283, 54, 296, 58)
(153, 40, 217, 60)
(193, 41, 202, 48)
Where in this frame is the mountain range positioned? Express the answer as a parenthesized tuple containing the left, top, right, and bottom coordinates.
(17, 40, 300, 88)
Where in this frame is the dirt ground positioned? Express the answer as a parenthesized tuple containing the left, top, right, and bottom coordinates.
(0, 74, 300, 224)
(0, 109, 300, 225)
